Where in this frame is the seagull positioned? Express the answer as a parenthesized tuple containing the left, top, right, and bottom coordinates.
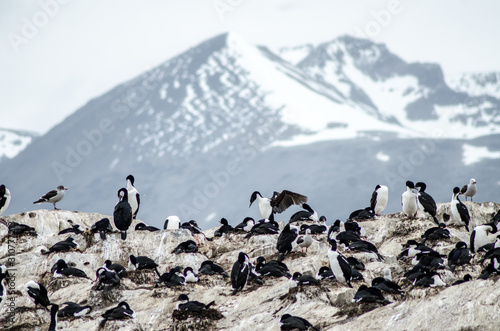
(0, 184, 11, 216)
(249, 190, 307, 221)
(297, 228, 313, 253)
(33, 185, 67, 210)
(126, 175, 140, 219)
(460, 178, 477, 201)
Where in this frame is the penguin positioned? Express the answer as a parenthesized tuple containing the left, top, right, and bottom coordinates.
(450, 187, 470, 231)
(48, 304, 59, 331)
(470, 221, 498, 253)
(415, 182, 439, 225)
(99, 301, 135, 328)
(277, 223, 298, 262)
(460, 178, 477, 201)
(0, 184, 11, 216)
(163, 215, 181, 230)
(95, 267, 120, 291)
(57, 302, 92, 318)
(327, 239, 352, 287)
(448, 241, 473, 272)
(198, 260, 229, 278)
(25, 280, 50, 309)
(280, 314, 319, 331)
(176, 294, 215, 312)
(370, 185, 388, 216)
(0, 265, 9, 313)
(249, 190, 307, 222)
(103, 260, 128, 278)
(231, 252, 251, 295)
(134, 223, 160, 232)
(129, 255, 160, 277)
(214, 218, 234, 237)
(51, 259, 90, 279)
(291, 272, 321, 286)
(183, 267, 199, 283)
(172, 240, 198, 254)
(126, 175, 140, 219)
(114, 188, 133, 240)
(33, 185, 67, 210)
(90, 218, 114, 240)
(58, 220, 82, 235)
(401, 181, 418, 218)
(41, 237, 79, 255)
(352, 285, 391, 305)
(289, 203, 319, 223)
(234, 217, 255, 232)
(297, 228, 313, 253)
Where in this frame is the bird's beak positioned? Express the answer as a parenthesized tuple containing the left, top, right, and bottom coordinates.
(64, 187, 68, 190)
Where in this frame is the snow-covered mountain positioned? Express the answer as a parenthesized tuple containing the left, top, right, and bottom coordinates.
(0, 128, 38, 162)
(1, 33, 500, 228)
(446, 71, 500, 99)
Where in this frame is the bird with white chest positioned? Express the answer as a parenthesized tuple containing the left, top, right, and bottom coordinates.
(450, 187, 470, 232)
(126, 175, 140, 219)
(0, 185, 11, 216)
(401, 181, 418, 218)
(460, 178, 477, 201)
(370, 185, 388, 216)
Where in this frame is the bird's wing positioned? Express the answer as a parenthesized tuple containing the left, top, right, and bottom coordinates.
(418, 192, 437, 211)
(271, 190, 308, 213)
(370, 190, 378, 210)
(460, 185, 468, 194)
(41, 190, 58, 200)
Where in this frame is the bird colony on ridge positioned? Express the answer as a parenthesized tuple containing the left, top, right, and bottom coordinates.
(0, 175, 499, 330)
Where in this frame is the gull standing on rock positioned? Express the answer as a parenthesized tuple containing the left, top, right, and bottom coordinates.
(460, 178, 477, 201)
(33, 185, 67, 210)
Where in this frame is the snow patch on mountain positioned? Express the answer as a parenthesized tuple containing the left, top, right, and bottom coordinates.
(0, 128, 38, 161)
(462, 143, 500, 165)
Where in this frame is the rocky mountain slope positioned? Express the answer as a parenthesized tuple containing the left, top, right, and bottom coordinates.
(1, 201, 500, 330)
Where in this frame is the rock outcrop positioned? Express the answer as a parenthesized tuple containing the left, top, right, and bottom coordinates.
(1, 201, 500, 330)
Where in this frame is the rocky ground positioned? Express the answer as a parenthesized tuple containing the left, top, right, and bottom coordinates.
(1, 201, 500, 330)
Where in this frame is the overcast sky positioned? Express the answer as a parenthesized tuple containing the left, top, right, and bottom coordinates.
(1, 0, 499, 134)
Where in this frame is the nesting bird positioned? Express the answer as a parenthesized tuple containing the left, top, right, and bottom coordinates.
(57, 302, 92, 318)
(41, 237, 79, 255)
(198, 260, 229, 278)
(99, 301, 135, 328)
(90, 218, 114, 240)
(33, 185, 67, 210)
(176, 294, 215, 312)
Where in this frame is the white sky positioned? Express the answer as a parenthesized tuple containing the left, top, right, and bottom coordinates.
(1, 0, 499, 134)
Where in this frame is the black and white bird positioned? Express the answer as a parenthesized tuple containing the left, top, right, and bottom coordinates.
(58, 220, 83, 235)
(51, 259, 90, 279)
(347, 240, 384, 261)
(349, 207, 375, 221)
(103, 260, 128, 278)
(327, 239, 352, 287)
(352, 285, 391, 305)
(401, 181, 418, 218)
(231, 252, 251, 295)
(96, 267, 121, 291)
(244, 219, 280, 238)
(371, 277, 403, 295)
(176, 294, 215, 312)
(280, 314, 319, 331)
(114, 188, 133, 240)
(297, 228, 313, 253)
(57, 301, 92, 318)
(41, 237, 79, 255)
(450, 187, 470, 232)
(413, 271, 446, 287)
(48, 304, 59, 331)
(327, 220, 342, 241)
(255, 257, 291, 278)
(249, 190, 307, 222)
(25, 280, 50, 309)
(164, 215, 181, 230)
(172, 240, 198, 254)
(470, 221, 498, 253)
(99, 301, 135, 328)
(291, 272, 320, 286)
(214, 218, 234, 237)
(415, 182, 439, 225)
(301, 216, 327, 234)
(289, 203, 319, 223)
(421, 223, 450, 243)
(399, 240, 434, 259)
(448, 241, 473, 272)
(126, 175, 140, 219)
(316, 266, 335, 281)
(33, 185, 67, 210)
(234, 217, 255, 232)
(134, 222, 160, 232)
(277, 223, 298, 262)
(0, 265, 9, 313)
(452, 274, 472, 286)
(460, 178, 477, 201)
(0, 184, 11, 216)
(183, 267, 199, 283)
(370, 185, 389, 216)
(129, 255, 160, 277)
(198, 260, 229, 278)
(90, 218, 114, 240)
(5, 221, 36, 236)
(156, 266, 185, 287)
